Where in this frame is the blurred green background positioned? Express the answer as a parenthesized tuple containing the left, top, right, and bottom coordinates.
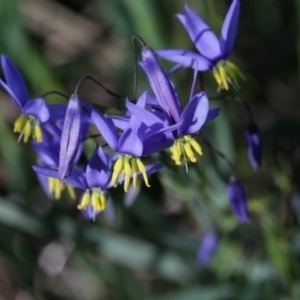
(0, 0, 300, 299)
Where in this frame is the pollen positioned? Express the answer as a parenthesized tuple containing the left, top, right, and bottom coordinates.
(13, 114, 43, 143)
(213, 60, 245, 92)
(169, 135, 203, 166)
(111, 155, 151, 192)
(77, 188, 107, 212)
(48, 177, 75, 200)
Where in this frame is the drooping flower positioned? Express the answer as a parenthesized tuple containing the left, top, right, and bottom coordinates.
(0, 55, 50, 142)
(127, 45, 218, 167)
(227, 176, 249, 223)
(156, 0, 244, 91)
(34, 145, 111, 218)
(58, 93, 82, 180)
(33, 145, 162, 219)
(88, 95, 164, 192)
(197, 231, 219, 267)
(245, 122, 263, 170)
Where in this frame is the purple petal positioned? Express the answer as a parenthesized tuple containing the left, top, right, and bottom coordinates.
(86, 146, 112, 189)
(142, 46, 181, 122)
(178, 92, 209, 136)
(58, 94, 82, 179)
(22, 98, 50, 123)
(125, 98, 165, 127)
(124, 184, 141, 207)
(245, 122, 263, 170)
(220, 0, 240, 58)
(33, 165, 88, 189)
(178, 5, 221, 60)
(118, 128, 144, 157)
(32, 141, 59, 166)
(206, 108, 220, 122)
(89, 109, 119, 151)
(227, 177, 249, 223)
(48, 104, 67, 121)
(111, 116, 130, 131)
(1, 55, 29, 108)
(197, 231, 219, 267)
(145, 162, 164, 174)
(156, 49, 212, 71)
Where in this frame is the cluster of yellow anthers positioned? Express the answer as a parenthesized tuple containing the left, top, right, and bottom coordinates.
(111, 154, 150, 192)
(48, 177, 75, 200)
(78, 188, 107, 212)
(14, 114, 43, 143)
(213, 60, 245, 91)
(170, 135, 203, 165)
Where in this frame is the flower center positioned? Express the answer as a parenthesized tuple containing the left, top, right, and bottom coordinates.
(213, 60, 245, 91)
(170, 135, 203, 165)
(48, 177, 75, 200)
(13, 114, 43, 143)
(111, 154, 150, 192)
(77, 188, 107, 212)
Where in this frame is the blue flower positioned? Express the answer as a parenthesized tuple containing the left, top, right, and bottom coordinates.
(88, 96, 164, 192)
(227, 176, 249, 223)
(127, 45, 219, 166)
(34, 145, 111, 219)
(0, 55, 51, 142)
(197, 231, 219, 267)
(156, 0, 244, 91)
(245, 122, 263, 170)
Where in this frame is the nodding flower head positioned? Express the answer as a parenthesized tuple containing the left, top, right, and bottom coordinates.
(0, 55, 50, 143)
(156, 0, 244, 91)
(227, 176, 249, 223)
(245, 122, 263, 170)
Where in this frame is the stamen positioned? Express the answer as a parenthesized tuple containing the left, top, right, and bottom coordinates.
(23, 121, 32, 143)
(33, 124, 43, 142)
(13, 115, 27, 133)
(131, 159, 139, 187)
(111, 155, 151, 191)
(123, 159, 132, 192)
(169, 135, 203, 167)
(78, 190, 91, 210)
(136, 158, 150, 187)
(213, 60, 245, 91)
(111, 157, 124, 187)
(66, 185, 76, 200)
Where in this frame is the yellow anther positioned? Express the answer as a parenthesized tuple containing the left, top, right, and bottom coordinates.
(23, 121, 32, 143)
(77, 191, 91, 210)
(111, 157, 124, 187)
(169, 135, 203, 166)
(66, 185, 76, 200)
(213, 69, 222, 87)
(123, 159, 132, 192)
(171, 144, 181, 165)
(183, 143, 196, 162)
(33, 124, 43, 143)
(136, 158, 150, 187)
(48, 177, 62, 200)
(91, 192, 101, 211)
(214, 60, 245, 91)
(13, 115, 27, 133)
(131, 159, 139, 187)
(219, 65, 229, 91)
(189, 139, 203, 155)
(99, 193, 107, 211)
(111, 155, 152, 191)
